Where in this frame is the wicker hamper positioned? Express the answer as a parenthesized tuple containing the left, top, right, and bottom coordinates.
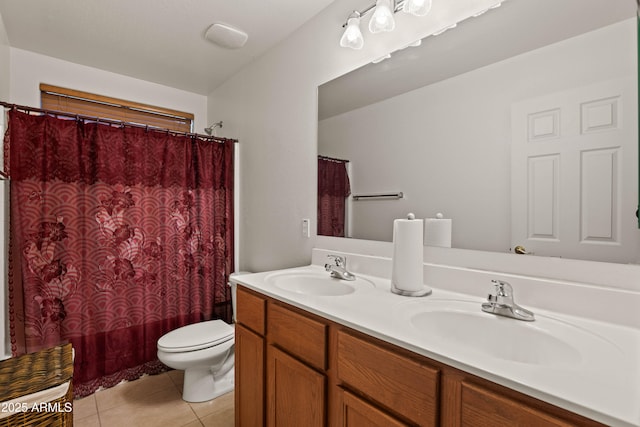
(0, 343, 74, 427)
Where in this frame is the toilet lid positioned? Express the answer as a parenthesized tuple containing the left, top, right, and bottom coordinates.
(157, 320, 234, 353)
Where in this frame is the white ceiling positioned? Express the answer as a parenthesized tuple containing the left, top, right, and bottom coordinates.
(319, 0, 637, 120)
(0, 0, 337, 95)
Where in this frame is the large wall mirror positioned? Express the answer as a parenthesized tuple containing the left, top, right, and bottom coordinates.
(318, 0, 639, 264)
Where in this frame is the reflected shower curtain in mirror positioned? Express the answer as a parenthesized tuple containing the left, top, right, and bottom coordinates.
(318, 156, 351, 237)
(4, 110, 234, 397)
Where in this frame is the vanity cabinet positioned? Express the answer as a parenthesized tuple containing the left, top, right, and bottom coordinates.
(235, 285, 607, 427)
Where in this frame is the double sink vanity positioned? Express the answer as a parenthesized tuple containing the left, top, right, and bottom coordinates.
(233, 249, 640, 426)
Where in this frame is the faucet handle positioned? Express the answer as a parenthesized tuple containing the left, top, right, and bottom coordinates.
(483, 279, 535, 321)
(491, 279, 512, 294)
(488, 279, 514, 305)
(327, 254, 346, 267)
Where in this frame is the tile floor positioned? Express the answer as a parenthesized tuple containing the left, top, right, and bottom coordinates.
(72, 370, 234, 427)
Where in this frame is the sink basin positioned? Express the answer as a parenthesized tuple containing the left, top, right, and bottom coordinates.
(398, 299, 616, 366)
(265, 270, 375, 296)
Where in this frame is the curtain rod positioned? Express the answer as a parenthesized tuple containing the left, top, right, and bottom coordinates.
(318, 155, 350, 163)
(0, 101, 237, 143)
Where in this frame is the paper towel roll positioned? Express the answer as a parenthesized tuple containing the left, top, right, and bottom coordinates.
(391, 215, 424, 293)
(424, 214, 452, 248)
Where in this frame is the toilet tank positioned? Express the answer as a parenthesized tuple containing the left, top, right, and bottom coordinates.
(228, 271, 251, 322)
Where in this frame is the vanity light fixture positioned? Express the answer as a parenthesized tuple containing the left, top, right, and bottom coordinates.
(402, 0, 432, 17)
(340, 0, 506, 50)
(369, 0, 396, 33)
(340, 11, 365, 49)
(339, 0, 432, 50)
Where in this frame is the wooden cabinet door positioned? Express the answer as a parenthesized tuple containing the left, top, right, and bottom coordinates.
(338, 388, 410, 427)
(267, 344, 326, 427)
(236, 324, 264, 427)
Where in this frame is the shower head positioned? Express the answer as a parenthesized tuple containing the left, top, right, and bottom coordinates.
(204, 121, 223, 135)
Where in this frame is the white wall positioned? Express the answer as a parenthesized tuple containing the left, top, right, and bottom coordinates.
(208, 0, 501, 272)
(0, 11, 9, 100)
(319, 19, 637, 252)
(0, 9, 9, 359)
(9, 48, 208, 132)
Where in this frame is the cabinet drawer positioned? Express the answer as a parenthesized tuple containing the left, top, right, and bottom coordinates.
(236, 286, 266, 335)
(460, 381, 575, 427)
(268, 303, 327, 370)
(337, 330, 440, 427)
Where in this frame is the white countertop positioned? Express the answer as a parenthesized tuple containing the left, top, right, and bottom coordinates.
(233, 264, 640, 427)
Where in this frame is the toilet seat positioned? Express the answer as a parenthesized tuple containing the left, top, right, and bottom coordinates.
(158, 320, 234, 353)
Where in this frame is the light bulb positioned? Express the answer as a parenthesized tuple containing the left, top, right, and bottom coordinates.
(340, 14, 364, 49)
(402, 0, 432, 17)
(369, 0, 395, 33)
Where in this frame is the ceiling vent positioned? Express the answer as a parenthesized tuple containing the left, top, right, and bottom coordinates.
(204, 23, 248, 49)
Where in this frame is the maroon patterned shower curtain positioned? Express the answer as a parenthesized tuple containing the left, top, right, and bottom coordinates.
(4, 110, 234, 397)
(317, 156, 350, 237)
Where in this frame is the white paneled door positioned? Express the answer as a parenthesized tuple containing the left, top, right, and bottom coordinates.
(511, 78, 638, 263)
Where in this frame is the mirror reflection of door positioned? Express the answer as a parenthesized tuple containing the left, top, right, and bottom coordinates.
(511, 79, 637, 263)
(318, 156, 351, 237)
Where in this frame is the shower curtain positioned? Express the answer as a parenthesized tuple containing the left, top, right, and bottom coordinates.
(317, 156, 350, 237)
(4, 109, 234, 397)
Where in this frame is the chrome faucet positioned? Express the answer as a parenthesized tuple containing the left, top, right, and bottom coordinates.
(481, 279, 535, 321)
(324, 255, 356, 281)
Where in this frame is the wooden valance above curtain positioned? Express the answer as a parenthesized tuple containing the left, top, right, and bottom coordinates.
(40, 84, 194, 133)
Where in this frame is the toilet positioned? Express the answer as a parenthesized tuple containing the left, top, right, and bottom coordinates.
(157, 272, 246, 403)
